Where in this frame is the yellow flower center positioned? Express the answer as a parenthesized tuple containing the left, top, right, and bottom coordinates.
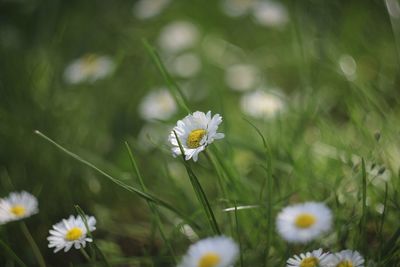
(187, 129, 207, 148)
(82, 54, 99, 74)
(198, 252, 221, 267)
(337, 261, 353, 267)
(65, 227, 83, 241)
(10, 205, 26, 216)
(295, 213, 317, 228)
(300, 257, 319, 267)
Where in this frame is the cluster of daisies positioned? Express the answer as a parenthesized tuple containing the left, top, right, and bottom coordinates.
(0, 191, 96, 253)
(0, 111, 365, 267)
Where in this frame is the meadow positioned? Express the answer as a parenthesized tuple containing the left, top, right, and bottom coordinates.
(1, 0, 400, 266)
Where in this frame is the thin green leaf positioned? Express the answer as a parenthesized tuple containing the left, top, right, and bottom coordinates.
(35, 130, 200, 231)
(0, 239, 28, 267)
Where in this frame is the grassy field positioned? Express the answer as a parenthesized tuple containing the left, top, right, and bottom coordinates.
(1, 0, 400, 266)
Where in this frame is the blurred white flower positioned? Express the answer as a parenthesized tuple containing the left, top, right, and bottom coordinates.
(276, 202, 332, 244)
(139, 88, 177, 121)
(0, 191, 38, 224)
(329, 250, 365, 267)
(47, 215, 96, 253)
(287, 248, 332, 267)
(64, 54, 114, 84)
(220, 0, 256, 17)
(252, 1, 289, 27)
(170, 53, 202, 78)
(178, 236, 238, 267)
(225, 64, 260, 91)
(169, 111, 224, 162)
(158, 21, 199, 53)
(339, 54, 357, 81)
(240, 89, 285, 119)
(133, 0, 171, 20)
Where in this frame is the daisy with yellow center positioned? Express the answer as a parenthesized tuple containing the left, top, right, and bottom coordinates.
(276, 202, 332, 243)
(178, 236, 238, 267)
(329, 250, 364, 267)
(169, 111, 225, 162)
(287, 248, 331, 267)
(0, 191, 38, 224)
(47, 215, 96, 253)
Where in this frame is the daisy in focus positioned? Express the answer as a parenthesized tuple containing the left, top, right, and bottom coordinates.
(169, 111, 224, 162)
(178, 235, 239, 267)
(287, 248, 331, 267)
(138, 88, 177, 121)
(64, 54, 115, 84)
(276, 202, 332, 243)
(329, 250, 365, 267)
(0, 191, 38, 224)
(47, 215, 96, 253)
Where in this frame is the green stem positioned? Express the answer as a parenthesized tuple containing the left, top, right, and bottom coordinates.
(80, 247, 91, 262)
(20, 222, 46, 267)
(0, 238, 27, 267)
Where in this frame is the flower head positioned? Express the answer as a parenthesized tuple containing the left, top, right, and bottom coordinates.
(0, 191, 38, 224)
(178, 236, 239, 267)
(47, 215, 96, 253)
(169, 111, 224, 162)
(276, 202, 332, 243)
(158, 21, 199, 53)
(240, 89, 285, 119)
(138, 88, 177, 121)
(287, 248, 331, 267)
(64, 54, 114, 84)
(329, 250, 365, 267)
(132, 0, 170, 20)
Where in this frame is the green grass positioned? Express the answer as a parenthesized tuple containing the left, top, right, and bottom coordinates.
(1, 0, 400, 266)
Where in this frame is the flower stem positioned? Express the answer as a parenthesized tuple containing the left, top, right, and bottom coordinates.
(80, 247, 91, 262)
(20, 222, 46, 267)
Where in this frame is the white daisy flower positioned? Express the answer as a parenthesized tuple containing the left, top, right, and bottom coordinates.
(225, 64, 260, 92)
(329, 250, 365, 267)
(276, 202, 332, 243)
(158, 21, 199, 53)
(64, 54, 114, 84)
(169, 111, 225, 162)
(287, 248, 332, 267)
(138, 88, 177, 121)
(240, 89, 285, 119)
(0, 191, 38, 224)
(132, 0, 170, 20)
(178, 236, 239, 267)
(47, 215, 96, 253)
(252, 1, 289, 28)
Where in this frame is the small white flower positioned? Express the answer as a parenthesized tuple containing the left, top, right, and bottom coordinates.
(158, 21, 199, 53)
(47, 215, 96, 253)
(287, 248, 332, 267)
(225, 64, 260, 92)
(276, 202, 332, 243)
(169, 111, 224, 162)
(139, 88, 177, 121)
(132, 0, 170, 20)
(0, 191, 38, 224)
(220, 0, 256, 17)
(64, 54, 114, 84)
(240, 89, 285, 119)
(328, 250, 365, 267)
(252, 1, 289, 28)
(170, 53, 202, 78)
(178, 236, 239, 267)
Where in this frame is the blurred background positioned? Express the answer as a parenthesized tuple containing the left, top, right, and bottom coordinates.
(1, 0, 400, 266)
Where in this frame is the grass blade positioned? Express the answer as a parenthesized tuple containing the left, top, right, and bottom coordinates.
(142, 39, 190, 114)
(359, 158, 367, 254)
(173, 130, 221, 235)
(35, 130, 201, 231)
(0, 238, 28, 267)
(125, 142, 177, 264)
